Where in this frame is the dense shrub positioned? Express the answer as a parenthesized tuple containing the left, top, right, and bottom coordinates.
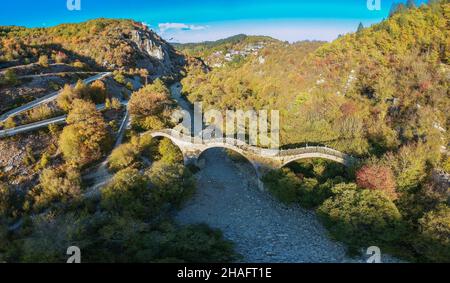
(20, 213, 86, 263)
(415, 205, 450, 262)
(0, 182, 23, 219)
(101, 168, 153, 219)
(157, 138, 183, 164)
(108, 135, 157, 172)
(263, 168, 335, 208)
(108, 143, 139, 172)
(89, 80, 107, 104)
(113, 71, 126, 85)
(157, 224, 237, 263)
(38, 55, 48, 67)
(356, 164, 398, 200)
(0, 69, 18, 86)
(31, 165, 82, 211)
(26, 105, 56, 124)
(128, 79, 172, 120)
(317, 184, 404, 250)
(263, 169, 302, 204)
(146, 160, 195, 207)
(19, 213, 237, 263)
(59, 99, 111, 167)
(140, 116, 166, 131)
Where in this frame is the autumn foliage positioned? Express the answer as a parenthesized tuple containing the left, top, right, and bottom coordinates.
(356, 164, 398, 200)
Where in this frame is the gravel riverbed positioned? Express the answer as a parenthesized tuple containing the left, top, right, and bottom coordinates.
(175, 148, 401, 263)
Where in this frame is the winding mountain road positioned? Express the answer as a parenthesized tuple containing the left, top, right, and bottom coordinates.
(0, 72, 112, 123)
(0, 101, 127, 138)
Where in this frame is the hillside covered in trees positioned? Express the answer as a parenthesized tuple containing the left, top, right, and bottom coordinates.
(0, 1, 448, 264)
(0, 19, 236, 262)
(0, 19, 184, 76)
(180, 1, 450, 262)
(182, 3, 449, 157)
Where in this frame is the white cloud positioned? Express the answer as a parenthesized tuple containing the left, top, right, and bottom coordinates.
(158, 23, 208, 33)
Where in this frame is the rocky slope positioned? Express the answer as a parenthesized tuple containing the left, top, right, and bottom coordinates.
(0, 19, 185, 77)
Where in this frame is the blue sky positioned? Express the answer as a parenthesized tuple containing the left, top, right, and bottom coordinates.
(0, 0, 427, 42)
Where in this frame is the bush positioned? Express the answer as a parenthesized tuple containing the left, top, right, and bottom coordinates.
(263, 169, 302, 204)
(27, 105, 55, 123)
(0, 182, 23, 219)
(146, 160, 195, 207)
(32, 166, 82, 211)
(263, 168, 335, 208)
(157, 224, 237, 263)
(57, 81, 89, 111)
(89, 80, 107, 104)
(3, 117, 16, 129)
(59, 99, 111, 167)
(101, 168, 153, 219)
(108, 143, 139, 172)
(128, 80, 172, 119)
(20, 212, 88, 263)
(113, 72, 126, 85)
(0, 69, 18, 86)
(38, 55, 48, 67)
(297, 178, 334, 209)
(72, 61, 86, 69)
(443, 156, 450, 173)
(54, 52, 67, 64)
(157, 138, 183, 164)
(108, 135, 156, 172)
(356, 164, 398, 200)
(140, 116, 166, 131)
(317, 185, 404, 250)
(57, 80, 105, 111)
(36, 152, 51, 170)
(415, 205, 450, 262)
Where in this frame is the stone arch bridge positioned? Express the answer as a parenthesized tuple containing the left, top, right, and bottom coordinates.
(146, 130, 356, 189)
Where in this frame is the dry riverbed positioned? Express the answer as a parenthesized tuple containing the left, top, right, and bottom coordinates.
(175, 148, 400, 263)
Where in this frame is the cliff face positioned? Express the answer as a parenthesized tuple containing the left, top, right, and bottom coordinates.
(129, 27, 184, 77)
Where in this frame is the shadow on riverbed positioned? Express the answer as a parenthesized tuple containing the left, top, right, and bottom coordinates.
(175, 148, 363, 263)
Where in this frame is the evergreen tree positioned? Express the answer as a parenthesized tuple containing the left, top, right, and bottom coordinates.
(407, 0, 416, 8)
(357, 22, 364, 32)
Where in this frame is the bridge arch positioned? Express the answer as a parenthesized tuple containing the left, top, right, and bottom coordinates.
(279, 153, 347, 169)
(197, 146, 260, 179)
(144, 130, 356, 191)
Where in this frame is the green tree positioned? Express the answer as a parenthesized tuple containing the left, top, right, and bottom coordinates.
(57, 81, 92, 111)
(21, 213, 89, 263)
(32, 165, 82, 211)
(157, 224, 237, 263)
(101, 168, 152, 219)
(108, 143, 139, 172)
(157, 139, 183, 164)
(0, 182, 22, 219)
(263, 169, 302, 204)
(59, 99, 110, 167)
(318, 184, 404, 250)
(407, 0, 417, 8)
(357, 22, 364, 32)
(415, 205, 450, 262)
(90, 80, 107, 104)
(38, 55, 49, 67)
(146, 160, 195, 207)
(128, 80, 172, 119)
(0, 69, 18, 86)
